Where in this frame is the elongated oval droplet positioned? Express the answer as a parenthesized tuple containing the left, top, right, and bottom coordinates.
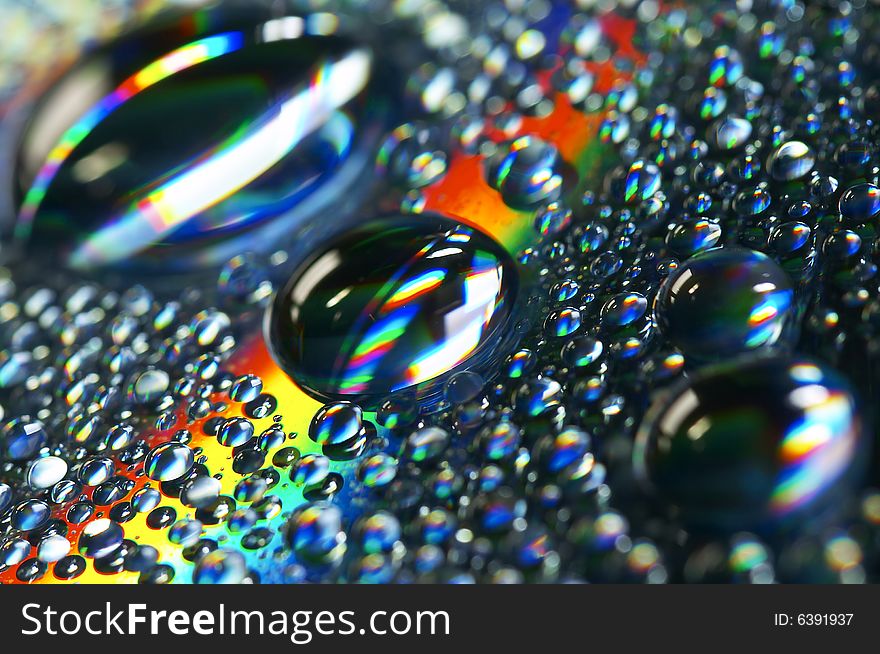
(13, 8, 383, 272)
(267, 213, 519, 406)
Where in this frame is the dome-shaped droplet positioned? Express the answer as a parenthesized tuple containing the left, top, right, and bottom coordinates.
(180, 476, 223, 509)
(561, 336, 604, 369)
(403, 426, 451, 464)
(611, 160, 661, 204)
(708, 115, 752, 151)
(309, 402, 364, 447)
(769, 222, 811, 255)
(267, 213, 519, 406)
(217, 417, 255, 447)
(600, 292, 648, 330)
(0, 483, 12, 514)
(357, 453, 398, 488)
(291, 454, 331, 488)
(485, 136, 563, 209)
(655, 248, 794, 359)
(285, 502, 346, 565)
(355, 511, 401, 554)
(839, 183, 880, 223)
(126, 369, 170, 406)
(79, 457, 114, 486)
(634, 357, 864, 531)
(3, 420, 47, 461)
(377, 122, 448, 189)
(144, 441, 194, 482)
(229, 374, 262, 403)
(37, 534, 72, 563)
(14, 7, 382, 272)
(665, 219, 722, 256)
(767, 141, 815, 181)
(11, 499, 50, 531)
(78, 518, 124, 558)
(544, 307, 581, 338)
(26, 456, 67, 490)
(193, 549, 248, 584)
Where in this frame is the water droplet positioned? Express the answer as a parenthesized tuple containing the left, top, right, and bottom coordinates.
(485, 136, 563, 209)
(181, 476, 223, 509)
(127, 368, 170, 406)
(357, 453, 398, 488)
(611, 160, 661, 204)
(3, 420, 47, 461)
(54, 555, 87, 580)
(354, 511, 401, 554)
(655, 248, 795, 359)
(26, 456, 67, 490)
(839, 183, 880, 224)
(285, 502, 346, 565)
(11, 499, 50, 531)
(144, 441, 194, 482)
(309, 402, 364, 447)
(477, 420, 521, 461)
(79, 457, 114, 486)
(267, 213, 519, 406)
(634, 357, 864, 531)
(217, 417, 255, 447)
(0, 483, 12, 514)
(291, 454, 330, 487)
(229, 374, 262, 403)
(708, 115, 752, 151)
(37, 535, 71, 563)
(377, 123, 447, 188)
(16, 9, 381, 271)
(665, 219, 723, 256)
(767, 141, 815, 181)
(403, 427, 451, 464)
(513, 377, 563, 419)
(544, 307, 581, 338)
(193, 549, 248, 584)
(600, 292, 648, 330)
(78, 518, 123, 558)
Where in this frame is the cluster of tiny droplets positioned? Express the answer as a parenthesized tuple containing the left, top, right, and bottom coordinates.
(2, 0, 880, 585)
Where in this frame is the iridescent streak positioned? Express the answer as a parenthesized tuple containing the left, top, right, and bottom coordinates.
(745, 289, 791, 348)
(402, 252, 504, 389)
(69, 48, 372, 268)
(770, 391, 857, 514)
(383, 269, 447, 312)
(493, 137, 529, 188)
(16, 33, 245, 240)
(337, 307, 418, 394)
(625, 161, 659, 203)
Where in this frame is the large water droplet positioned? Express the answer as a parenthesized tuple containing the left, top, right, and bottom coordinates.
(766, 141, 815, 181)
(144, 441, 194, 482)
(13, 8, 383, 272)
(267, 213, 519, 406)
(839, 183, 880, 224)
(654, 248, 794, 360)
(78, 518, 124, 558)
(634, 357, 864, 531)
(2, 420, 47, 461)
